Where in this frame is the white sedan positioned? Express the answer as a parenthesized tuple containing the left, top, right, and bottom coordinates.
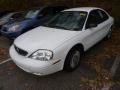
(10, 7, 114, 75)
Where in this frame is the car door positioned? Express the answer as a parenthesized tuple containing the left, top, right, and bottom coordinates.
(97, 10, 111, 37)
(82, 9, 107, 50)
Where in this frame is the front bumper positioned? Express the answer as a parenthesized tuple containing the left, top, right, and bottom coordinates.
(9, 45, 62, 76)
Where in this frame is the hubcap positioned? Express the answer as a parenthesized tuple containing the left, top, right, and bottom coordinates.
(70, 51, 80, 68)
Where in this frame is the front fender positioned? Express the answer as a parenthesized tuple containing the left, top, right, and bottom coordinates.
(53, 36, 85, 70)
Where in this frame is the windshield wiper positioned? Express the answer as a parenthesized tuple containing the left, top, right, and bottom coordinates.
(72, 28, 81, 31)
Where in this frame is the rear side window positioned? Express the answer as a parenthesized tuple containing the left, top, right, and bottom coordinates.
(98, 10, 109, 22)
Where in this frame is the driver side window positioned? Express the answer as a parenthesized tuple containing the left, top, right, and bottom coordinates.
(85, 10, 102, 29)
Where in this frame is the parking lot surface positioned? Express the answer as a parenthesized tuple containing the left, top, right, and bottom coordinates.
(0, 28, 120, 90)
(0, 37, 11, 62)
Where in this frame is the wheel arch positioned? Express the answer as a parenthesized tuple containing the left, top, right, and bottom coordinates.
(70, 43, 84, 52)
(63, 43, 84, 69)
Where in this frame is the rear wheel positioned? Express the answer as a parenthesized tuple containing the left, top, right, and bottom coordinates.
(64, 46, 83, 71)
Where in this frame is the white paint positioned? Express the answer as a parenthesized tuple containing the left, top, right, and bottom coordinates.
(0, 58, 11, 65)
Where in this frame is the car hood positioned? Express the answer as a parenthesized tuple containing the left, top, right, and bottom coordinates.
(0, 18, 28, 26)
(13, 18, 33, 24)
(5, 18, 35, 28)
(14, 26, 78, 53)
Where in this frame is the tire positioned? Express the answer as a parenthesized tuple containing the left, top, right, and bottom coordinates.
(64, 46, 83, 72)
(105, 27, 112, 40)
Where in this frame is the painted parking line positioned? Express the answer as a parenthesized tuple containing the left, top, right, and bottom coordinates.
(101, 56, 120, 90)
(0, 58, 11, 65)
(111, 57, 120, 77)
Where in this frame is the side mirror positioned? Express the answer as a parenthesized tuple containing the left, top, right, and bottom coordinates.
(88, 23, 98, 28)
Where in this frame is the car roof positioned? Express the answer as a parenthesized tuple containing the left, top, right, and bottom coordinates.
(0, 11, 13, 17)
(64, 7, 102, 12)
(8, 11, 24, 14)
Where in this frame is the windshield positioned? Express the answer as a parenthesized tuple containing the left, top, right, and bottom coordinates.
(25, 10, 40, 19)
(44, 11, 87, 31)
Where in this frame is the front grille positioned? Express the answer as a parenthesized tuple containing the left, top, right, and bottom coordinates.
(14, 45, 28, 56)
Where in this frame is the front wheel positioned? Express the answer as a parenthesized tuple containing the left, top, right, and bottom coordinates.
(64, 47, 83, 72)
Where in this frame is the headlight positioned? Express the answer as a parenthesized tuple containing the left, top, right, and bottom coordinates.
(8, 25, 20, 32)
(29, 50, 53, 61)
